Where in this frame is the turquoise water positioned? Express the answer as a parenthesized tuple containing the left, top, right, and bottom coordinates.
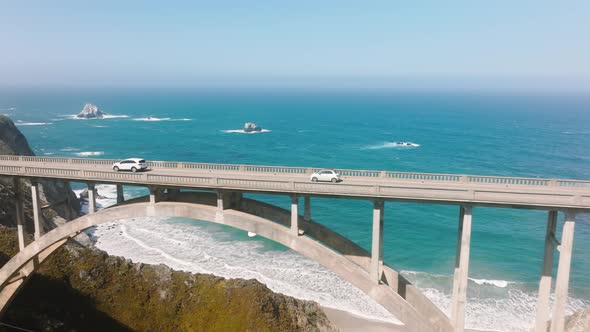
(2, 88, 589, 328)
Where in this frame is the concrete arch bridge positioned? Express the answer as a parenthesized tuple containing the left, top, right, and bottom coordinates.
(0, 155, 588, 332)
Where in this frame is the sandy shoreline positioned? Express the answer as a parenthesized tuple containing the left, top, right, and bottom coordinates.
(322, 307, 491, 332)
(322, 306, 406, 332)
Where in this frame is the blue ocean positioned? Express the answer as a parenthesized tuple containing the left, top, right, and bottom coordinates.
(2, 88, 589, 331)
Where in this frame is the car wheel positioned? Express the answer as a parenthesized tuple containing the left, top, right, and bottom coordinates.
(113, 166, 119, 172)
(312, 177, 318, 182)
(331, 178, 337, 183)
(131, 167, 137, 173)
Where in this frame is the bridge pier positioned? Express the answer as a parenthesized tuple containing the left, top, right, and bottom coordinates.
(30, 181, 43, 240)
(534, 210, 558, 332)
(550, 210, 576, 332)
(116, 184, 125, 204)
(87, 183, 96, 214)
(371, 199, 384, 284)
(13, 178, 27, 251)
(291, 195, 300, 235)
(304, 195, 311, 222)
(451, 205, 472, 332)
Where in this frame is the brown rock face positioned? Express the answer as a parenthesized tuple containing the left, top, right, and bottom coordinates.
(0, 228, 337, 332)
(0, 115, 79, 232)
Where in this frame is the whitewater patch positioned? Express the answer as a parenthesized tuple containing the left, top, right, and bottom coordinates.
(222, 129, 271, 134)
(133, 117, 192, 122)
(363, 142, 420, 150)
(402, 270, 588, 331)
(92, 125, 108, 128)
(15, 120, 53, 126)
(90, 216, 399, 324)
(62, 114, 130, 120)
(60, 147, 80, 152)
(75, 151, 104, 157)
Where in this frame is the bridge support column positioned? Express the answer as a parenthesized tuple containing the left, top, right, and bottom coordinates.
(304, 195, 311, 222)
(13, 178, 27, 251)
(116, 185, 125, 204)
(451, 205, 472, 332)
(87, 183, 96, 214)
(534, 210, 558, 332)
(550, 210, 576, 332)
(370, 199, 384, 284)
(30, 181, 43, 240)
(149, 187, 164, 204)
(291, 195, 300, 236)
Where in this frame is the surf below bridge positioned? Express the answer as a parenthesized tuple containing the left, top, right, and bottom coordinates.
(0, 155, 588, 332)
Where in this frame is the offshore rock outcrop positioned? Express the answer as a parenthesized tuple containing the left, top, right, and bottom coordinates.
(77, 103, 104, 119)
(0, 228, 336, 332)
(0, 115, 79, 232)
(244, 122, 262, 132)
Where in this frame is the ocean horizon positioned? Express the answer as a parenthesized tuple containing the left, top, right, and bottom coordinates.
(2, 87, 589, 331)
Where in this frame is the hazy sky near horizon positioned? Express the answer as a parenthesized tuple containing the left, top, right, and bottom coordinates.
(1, 1, 589, 89)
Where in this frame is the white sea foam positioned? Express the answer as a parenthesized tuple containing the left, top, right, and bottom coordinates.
(364, 141, 420, 150)
(133, 117, 192, 122)
(469, 277, 511, 288)
(60, 147, 80, 152)
(62, 114, 130, 120)
(92, 125, 108, 128)
(75, 151, 104, 157)
(15, 121, 53, 126)
(402, 270, 589, 331)
(222, 129, 271, 134)
(91, 216, 399, 324)
(43, 152, 55, 156)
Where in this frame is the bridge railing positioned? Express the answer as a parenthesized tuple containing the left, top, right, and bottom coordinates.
(2, 155, 589, 189)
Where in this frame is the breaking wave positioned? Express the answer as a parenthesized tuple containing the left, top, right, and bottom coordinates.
(363, 142, 420, 150)
(133, 117, 192, 122)
(222, 129, 271, 134)
(75, 151, 104, 157)
(62, 114, 130, 120)
(15, 121, 53, 126)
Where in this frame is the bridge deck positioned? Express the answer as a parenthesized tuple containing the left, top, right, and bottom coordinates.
(1, 155, 589, 210)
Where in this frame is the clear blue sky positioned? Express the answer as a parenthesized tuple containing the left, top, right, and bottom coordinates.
(1, 1, 589, 89)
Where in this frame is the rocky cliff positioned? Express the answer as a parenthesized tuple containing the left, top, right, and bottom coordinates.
(0, 115, 79, 232)
(0, 228, 336, 332)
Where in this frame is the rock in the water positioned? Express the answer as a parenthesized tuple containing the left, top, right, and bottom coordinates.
(77, 104, 104, 119)
(243, 122, 262, 132)
(565, 309, 590, 332)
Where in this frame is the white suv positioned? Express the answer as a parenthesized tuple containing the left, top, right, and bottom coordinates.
(112, 158, 148, 172)
(310, 169, 341, 183)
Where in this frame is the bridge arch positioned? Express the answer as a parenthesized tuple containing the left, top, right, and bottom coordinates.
(0, 193, 451, 332)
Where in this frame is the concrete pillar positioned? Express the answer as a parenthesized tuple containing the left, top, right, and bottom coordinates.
(148, 186, 159, 204)
(304, 195, 311, 222)
(291, 195, 299, 235)
(87, 183, 96, 214)
(13, 178, 27, 250)
(451, 205, 473, 332)
(370, 199, 384, 284)
(534, 210, 558, 332)
(550, 210, 576, 332)
(30, 181, 43, 240)
(116, 184, 125, 204)
(216, 190, 224, 211)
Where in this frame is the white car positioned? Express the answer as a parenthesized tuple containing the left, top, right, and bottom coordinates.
(310, 169, 341, 183)
(112, 158, 148, 172)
